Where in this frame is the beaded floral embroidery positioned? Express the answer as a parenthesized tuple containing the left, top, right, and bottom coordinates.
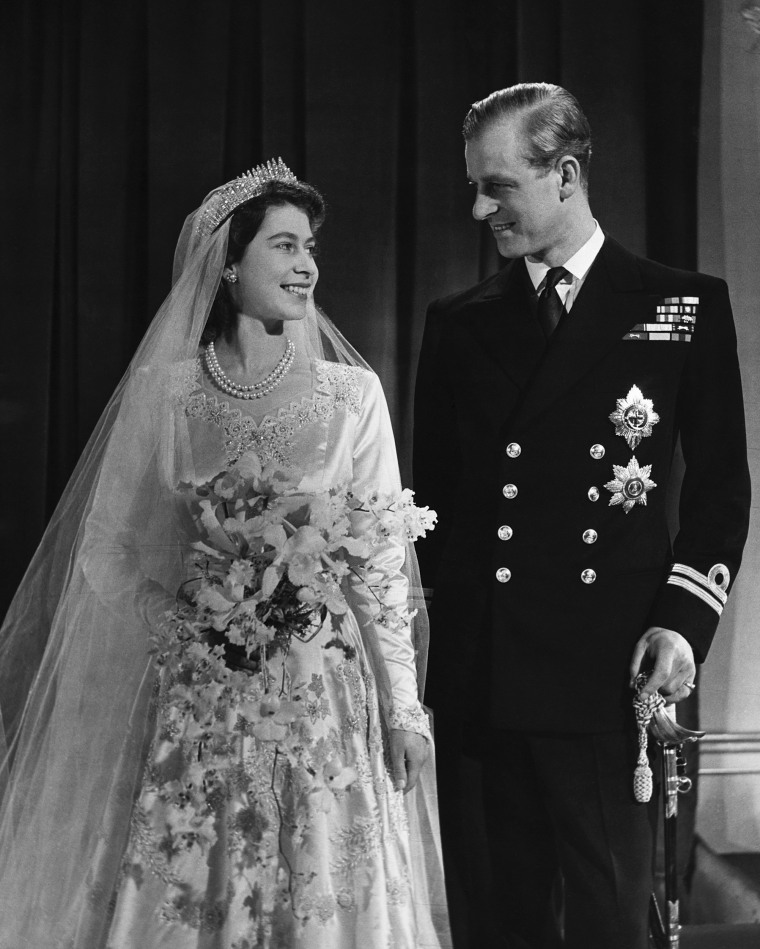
(112, 361, 435, 946)
(180, 358, 365, 466)
(389, 703, 430, 735)
(167, 359, 204, 407)
(110, 459, 433, 945)
(116, 653, 414, 943)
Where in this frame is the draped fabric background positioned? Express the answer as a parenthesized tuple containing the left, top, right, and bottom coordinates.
(0, 0, 704, 620)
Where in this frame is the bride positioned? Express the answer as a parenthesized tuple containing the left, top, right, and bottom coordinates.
(0, 160, 449, 949)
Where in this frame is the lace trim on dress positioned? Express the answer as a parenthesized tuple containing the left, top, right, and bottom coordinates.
(167, 360, 204, 406)
(179, 359, 365, 466)
(389, 702, 431, 740)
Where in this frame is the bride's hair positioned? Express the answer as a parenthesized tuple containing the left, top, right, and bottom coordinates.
(201, 180, 326, 344)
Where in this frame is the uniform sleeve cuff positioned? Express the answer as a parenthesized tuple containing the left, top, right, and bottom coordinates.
(647, 562, 730, 662)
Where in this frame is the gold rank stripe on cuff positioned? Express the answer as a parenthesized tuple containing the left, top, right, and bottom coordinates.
(666, 563, 728, 616)
(623, 331, 692, 342)
(667, 577, 724, 615)
(671, 563, 729, 603)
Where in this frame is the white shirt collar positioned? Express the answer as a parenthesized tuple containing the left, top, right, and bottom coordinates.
(525, 221, 605, 291)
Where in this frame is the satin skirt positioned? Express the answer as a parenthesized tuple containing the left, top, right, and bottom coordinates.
(107, 611, 417, 949)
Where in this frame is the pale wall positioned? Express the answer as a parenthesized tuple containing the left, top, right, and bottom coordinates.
(696, 0, 760, 853)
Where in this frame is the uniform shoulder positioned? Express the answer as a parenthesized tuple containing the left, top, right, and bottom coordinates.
(597, 234, 726, 296)
(426, 264, 514, 317)
(634, 254, 728, 295)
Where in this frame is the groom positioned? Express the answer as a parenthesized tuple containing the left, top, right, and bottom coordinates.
(413, 83, 750, 949)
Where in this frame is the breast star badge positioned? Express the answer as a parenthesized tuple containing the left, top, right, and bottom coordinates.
(609, 385, 660, 450)
(604, 456, 657, 513)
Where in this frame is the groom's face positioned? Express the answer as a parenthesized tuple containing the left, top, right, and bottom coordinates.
(465, 115, 566, 263)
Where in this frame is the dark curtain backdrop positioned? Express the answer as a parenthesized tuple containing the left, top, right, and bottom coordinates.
(1, 0, 703, 620)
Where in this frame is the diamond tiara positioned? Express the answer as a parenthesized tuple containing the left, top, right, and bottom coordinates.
(195, 158, 299, 239)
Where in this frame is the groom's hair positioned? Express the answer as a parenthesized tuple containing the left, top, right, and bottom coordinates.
(463, 82, 592, 189)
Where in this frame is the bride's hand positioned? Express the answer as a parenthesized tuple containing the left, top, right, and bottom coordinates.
(389, 729, 429, 793)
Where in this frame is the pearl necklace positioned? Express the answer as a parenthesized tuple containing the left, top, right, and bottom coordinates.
(204, 338, 295, 400)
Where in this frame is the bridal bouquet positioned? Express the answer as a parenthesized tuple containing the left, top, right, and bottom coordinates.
(146, 449, 435, 857)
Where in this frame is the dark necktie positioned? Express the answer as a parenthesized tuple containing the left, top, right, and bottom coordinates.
(536, 266, 569, 338)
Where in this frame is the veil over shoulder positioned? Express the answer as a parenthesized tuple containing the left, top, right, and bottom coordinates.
(0, 179, 449, 948)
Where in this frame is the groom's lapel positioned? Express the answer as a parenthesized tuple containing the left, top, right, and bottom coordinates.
(512, 238, 660, 432)
(464, 259, 546, 393)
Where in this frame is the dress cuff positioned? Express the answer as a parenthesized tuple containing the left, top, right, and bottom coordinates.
(389, 701, 431, 740)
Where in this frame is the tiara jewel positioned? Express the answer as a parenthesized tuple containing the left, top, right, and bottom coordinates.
(195, 158, 299, 239)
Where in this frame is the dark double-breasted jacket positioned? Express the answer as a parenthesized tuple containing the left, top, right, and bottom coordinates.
(413, 236, 750, 733)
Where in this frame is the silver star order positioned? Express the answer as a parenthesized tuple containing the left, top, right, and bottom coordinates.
(604, 456, 657, 514)
(609, 384, 660, 450)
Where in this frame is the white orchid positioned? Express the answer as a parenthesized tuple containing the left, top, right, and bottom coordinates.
(147, 449, 436, 871)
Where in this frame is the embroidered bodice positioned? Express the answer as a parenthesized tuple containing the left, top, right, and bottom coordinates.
(174, 357, 364, 467)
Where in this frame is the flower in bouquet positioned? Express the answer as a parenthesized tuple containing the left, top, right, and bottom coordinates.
(145, 449, 436, 890)
(241, 693, 301, 742)
(309, 757, 360, 814)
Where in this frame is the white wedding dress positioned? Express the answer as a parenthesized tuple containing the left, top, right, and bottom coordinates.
(103, 356, 441, 949)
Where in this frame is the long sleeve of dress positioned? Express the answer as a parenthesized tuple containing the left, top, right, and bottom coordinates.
(348, 372, 431, 738)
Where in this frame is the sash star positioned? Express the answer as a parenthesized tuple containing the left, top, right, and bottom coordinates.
(604, 456, 657, 513)
(609, 385, 660, 450)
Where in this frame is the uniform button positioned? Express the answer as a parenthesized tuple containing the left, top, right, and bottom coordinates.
(502, 483, 518, 499)
(590, 444, 606, 460)
(497, 525, 513, 541)
(506, 442, 522, 458)
(583, 529, 598, 544)
(496, 567, 512, 583)
(581, 569, 597, 584)
(588, 486, 600, 502)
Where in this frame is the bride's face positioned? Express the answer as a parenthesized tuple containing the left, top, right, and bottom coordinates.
(228, 203, 319, 323)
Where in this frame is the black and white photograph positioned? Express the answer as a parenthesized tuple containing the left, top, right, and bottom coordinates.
(0, 2, 758, 947)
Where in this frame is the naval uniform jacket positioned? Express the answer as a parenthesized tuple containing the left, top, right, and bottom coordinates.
(413, 236, 750, 733)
